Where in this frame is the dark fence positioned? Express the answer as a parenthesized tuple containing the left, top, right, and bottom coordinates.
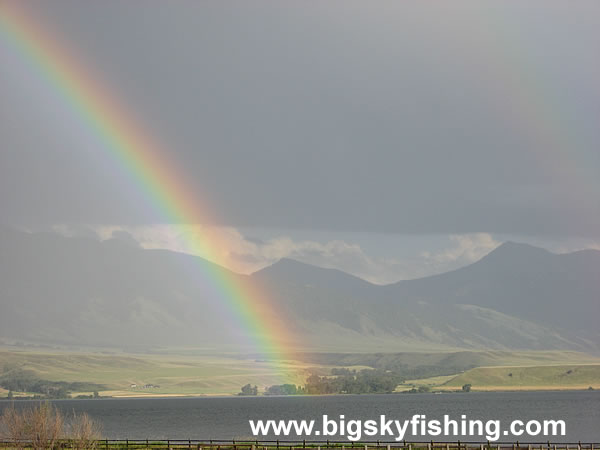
(0, 440, 598, 449)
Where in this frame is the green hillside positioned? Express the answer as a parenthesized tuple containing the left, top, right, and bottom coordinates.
(442, 364, 600, 391)
(0, 349, 310, 397)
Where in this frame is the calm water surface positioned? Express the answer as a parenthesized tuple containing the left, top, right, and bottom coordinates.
(2, 391, 599, 442)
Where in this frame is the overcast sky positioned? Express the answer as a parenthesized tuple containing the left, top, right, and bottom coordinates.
(1, 1, 599, 282)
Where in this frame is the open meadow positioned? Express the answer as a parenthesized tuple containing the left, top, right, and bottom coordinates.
(1, 347, 599, 397)
(0, 348, 312, 397)
(440, 364, 600, 391)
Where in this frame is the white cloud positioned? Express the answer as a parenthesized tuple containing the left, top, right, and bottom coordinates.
(423, 233, 501, 265)
(93, 225, 396, 280)
(52, 224, 506, 284)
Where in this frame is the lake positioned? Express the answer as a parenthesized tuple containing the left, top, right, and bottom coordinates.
(2, 391, 599, 442)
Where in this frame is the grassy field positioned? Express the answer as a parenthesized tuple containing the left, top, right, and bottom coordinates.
(439, 364, 600, 391)
(302, 349, 600, 371)
(396, 374, 458, 392)
(1, 347, 599, 397)
(0, 348, 313, 397)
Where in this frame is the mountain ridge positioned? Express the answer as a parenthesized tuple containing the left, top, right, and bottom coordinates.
(1, 227, 598, 353)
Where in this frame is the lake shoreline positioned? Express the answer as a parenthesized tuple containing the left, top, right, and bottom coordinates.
(2, 387, 596, 401)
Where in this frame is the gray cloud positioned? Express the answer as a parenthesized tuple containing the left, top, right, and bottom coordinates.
(1, 1, 599, 235)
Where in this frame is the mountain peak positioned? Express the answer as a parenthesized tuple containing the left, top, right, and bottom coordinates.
(256, 257, 322, 275)
(254, 257, 373, 288)
(483, 240, 552, 261)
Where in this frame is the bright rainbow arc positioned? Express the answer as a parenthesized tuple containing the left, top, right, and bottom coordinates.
(0, 3, 299, 382)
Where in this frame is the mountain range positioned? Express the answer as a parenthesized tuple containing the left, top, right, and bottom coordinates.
(1, 227, 598, 353)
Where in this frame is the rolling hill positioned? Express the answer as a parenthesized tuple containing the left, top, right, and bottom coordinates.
(1, 227, 599, 353)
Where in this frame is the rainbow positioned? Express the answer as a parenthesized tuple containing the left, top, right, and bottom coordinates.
(0, 3, 299, 382)
(476, 6, 598, 225)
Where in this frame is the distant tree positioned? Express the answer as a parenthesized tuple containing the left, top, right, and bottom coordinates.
(304, 369, 402, 395)
(7, 390, 13, 399)
(239, 384, 258, 396)
(53, 387, 71, 399)
(265, 384, 299, 396)
(462, 383, 472, 392)
(417, 386, 431, 393)
(93, 391, 100, 398)
(331, 368, 356, 376)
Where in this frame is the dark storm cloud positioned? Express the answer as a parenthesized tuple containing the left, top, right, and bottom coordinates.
(1, 1, 599, 235)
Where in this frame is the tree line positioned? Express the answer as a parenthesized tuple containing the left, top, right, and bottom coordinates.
(0, 369, 104, 399)
(239, 367, 404, 396)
